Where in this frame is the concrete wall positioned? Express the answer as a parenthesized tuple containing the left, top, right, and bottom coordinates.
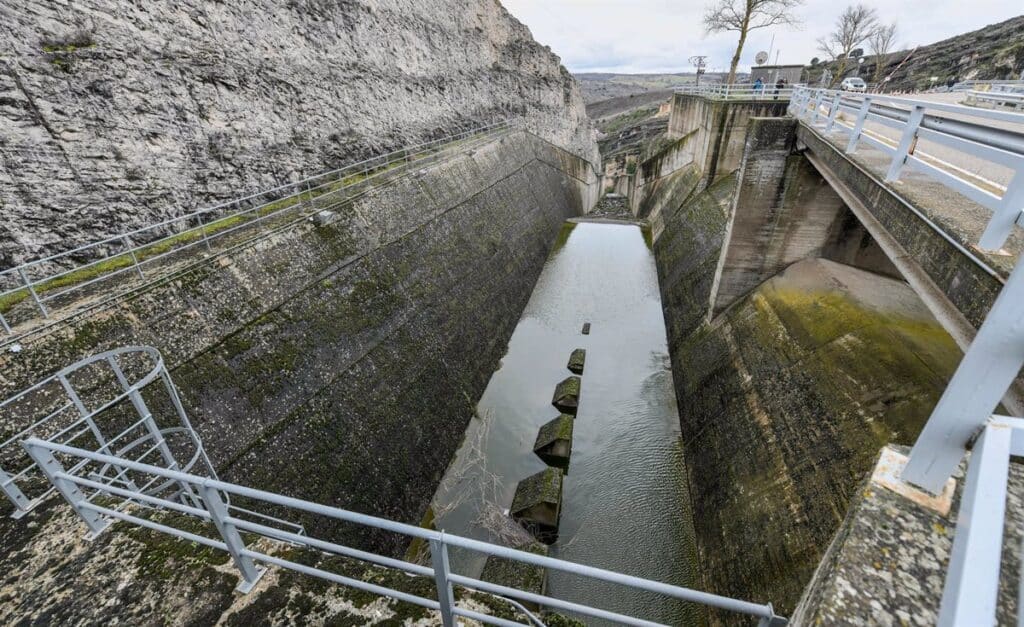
(710, 118, 899, 317)
(0, 130, 595, 558)
(652, 115, 963, 619)
(633, 95, 788, 223)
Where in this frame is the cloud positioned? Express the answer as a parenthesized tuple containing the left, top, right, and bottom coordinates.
(501, 0, 1023, 74)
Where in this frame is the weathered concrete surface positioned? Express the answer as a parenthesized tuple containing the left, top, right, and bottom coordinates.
(0, 0, 598, 266)
(792, 445, 1024, 626)
(0, 127, 593, 597)
(633, 95, 788, 222)
(658, 254, 962, 619)
(797, 123, 1012, 331)
(711, 118, 899, 316)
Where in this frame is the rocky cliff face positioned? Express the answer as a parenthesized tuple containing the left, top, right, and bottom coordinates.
(0, 0, 597, 267)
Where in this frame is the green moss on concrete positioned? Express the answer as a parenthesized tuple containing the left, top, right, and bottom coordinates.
(511, 468, 563, 514)
(534, 414, 574, 450)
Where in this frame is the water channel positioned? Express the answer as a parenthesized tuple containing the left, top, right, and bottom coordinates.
(430, 220, 699, 625)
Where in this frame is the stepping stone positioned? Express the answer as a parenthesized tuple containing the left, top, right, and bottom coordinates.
(567, 348, 586, 375)
(510, 468, 563, 544)
(551, 376, 581, 414)
(533, 414, 574, 468)
(581, 322, 591, 335)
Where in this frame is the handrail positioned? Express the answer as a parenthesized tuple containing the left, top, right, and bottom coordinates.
(675, 85, 794, 100)
(0, 122, 512, 336)
(20, 436, 787, 626)
(788, 85, 1024, 251)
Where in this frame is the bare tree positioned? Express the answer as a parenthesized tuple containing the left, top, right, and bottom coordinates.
(869, 22, 898, 85)
(817, 4, 879, 86)
(703, 0, 804, 85)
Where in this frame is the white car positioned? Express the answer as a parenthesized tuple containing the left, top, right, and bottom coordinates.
(840, 77, 867, 92)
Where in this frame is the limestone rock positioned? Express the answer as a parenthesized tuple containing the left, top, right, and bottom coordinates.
(533, 414, 574, 468)
(567, 348, 586, 375)
(551, 376, 581, 414)
(0, 0, 598, 267)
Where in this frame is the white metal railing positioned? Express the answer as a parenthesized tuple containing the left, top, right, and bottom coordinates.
(0, 122, 511, 337)
(19, 436, 788, 626)
(951, 79, 1024, 93)
(675, 84, 794, 101)
(789, 85, 1024, 251)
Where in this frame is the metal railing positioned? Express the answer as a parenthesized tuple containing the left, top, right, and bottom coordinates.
(788, 85, 1024, 250)
(675, 84, 794, 101)
(0, 346, 303, 536)
(0, 122, 511, 337)
(21, 436, 786, 626)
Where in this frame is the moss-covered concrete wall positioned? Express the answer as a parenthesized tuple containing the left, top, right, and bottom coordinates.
(652, 116, 964, 620)
(0, 130, 594, 561)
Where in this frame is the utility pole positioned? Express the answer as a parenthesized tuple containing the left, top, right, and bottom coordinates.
(689, 55, 708, 86)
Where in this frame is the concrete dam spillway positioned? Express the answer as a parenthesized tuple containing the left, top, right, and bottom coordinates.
(1, 6, 1020, 620)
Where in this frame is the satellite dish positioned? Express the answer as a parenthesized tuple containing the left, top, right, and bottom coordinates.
(754, 51, 769, 65)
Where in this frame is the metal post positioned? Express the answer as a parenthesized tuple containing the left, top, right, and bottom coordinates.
(122, 236, 145, 279)
(17, 267, 48, 318)
(885, 105, 925, 182)
(825, 93, 842, 132)
(846, 97, 872, 153)
(812, 91, 825, 125)
(0, 310, 11, 334)
(23, 439, 110, 538)
(198, 212, 213, 252)
(978, 172, 1024, 251)
(903, 250, 1024, 494)
(936, 422, 1011, 627)
(430, 535, 456, 627)
(200, 482, 265, 593)
(0, 466, 32, 514)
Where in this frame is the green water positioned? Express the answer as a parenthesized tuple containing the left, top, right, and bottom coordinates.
(431, 220, 699, 625)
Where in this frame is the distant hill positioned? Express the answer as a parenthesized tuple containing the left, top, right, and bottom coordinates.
(808, 15, 1024, 91)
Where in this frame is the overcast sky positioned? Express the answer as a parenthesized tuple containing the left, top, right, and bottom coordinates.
(501, 0, 1022, 74)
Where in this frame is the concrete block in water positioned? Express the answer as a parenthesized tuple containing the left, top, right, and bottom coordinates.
(481, 534, 549, 607)
(533, 414, 574, 468)
(551, 376, 581, 414)
(567, 348, 586, 374)
(511, 468, 563, 543)
(581, 322, 591, 335)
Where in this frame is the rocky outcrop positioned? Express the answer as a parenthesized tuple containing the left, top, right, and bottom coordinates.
(0, 0, 597, 267)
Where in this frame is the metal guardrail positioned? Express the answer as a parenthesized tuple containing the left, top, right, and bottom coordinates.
(0, 346, 303, 535)
(951, 79, 1024, 93)
(0, 122, 511, 337)
(788, 85, 1024, 251)
(965, 89, 1024, 111)
(19, 436, 787, 626)
(675, 85, 794, 101)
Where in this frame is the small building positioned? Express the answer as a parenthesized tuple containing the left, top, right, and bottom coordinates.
(750, 64, 804, 87)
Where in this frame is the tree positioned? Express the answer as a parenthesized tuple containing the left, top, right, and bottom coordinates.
(869, 22, 898, 85)
(703, 0, 804, 85)
(817, 4, 879, 86)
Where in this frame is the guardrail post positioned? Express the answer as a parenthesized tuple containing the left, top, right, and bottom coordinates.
(0, 310, 11, 335)
(197, 212, 213, 252)
(935, 421, 1011, 627)
(903, 248, 1024, 494)
(17, 267, 48, 319)
(825, 93, 842, 132)
(846, 97, 872, 153)
(978, 173, 1024, 251)
(0, 466, 32, 514)
(811, 91, 825, 125)
(23, 440, 111, 538)
(885, 105, 925, 182)
(200, 482, 265, 593)
(121, 236, 145, 279)
(429, 535, 456, 627)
